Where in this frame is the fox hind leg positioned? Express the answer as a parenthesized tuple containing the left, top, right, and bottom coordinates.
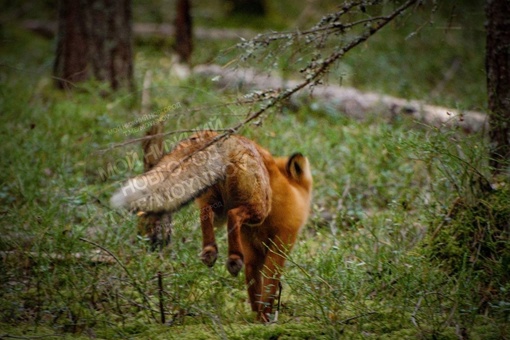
(225, 206, 249, 276)
(199, 204, 218, 267)
(226, 205, 268, 276)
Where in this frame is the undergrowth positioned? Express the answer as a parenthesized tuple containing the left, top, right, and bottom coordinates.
(1, 1, 509, 339)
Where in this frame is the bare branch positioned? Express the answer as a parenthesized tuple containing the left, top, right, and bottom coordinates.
(227, 0, 421, 133)
(104, 1, 422, 188)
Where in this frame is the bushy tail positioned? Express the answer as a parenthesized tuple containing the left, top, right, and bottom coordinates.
(111, 133, 226, 212)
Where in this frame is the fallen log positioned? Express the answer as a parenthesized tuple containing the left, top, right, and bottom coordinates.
(22, 20, 256, 41)
(194, 64, 488, 133)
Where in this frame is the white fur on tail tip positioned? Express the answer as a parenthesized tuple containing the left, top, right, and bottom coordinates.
(110, 177, 148, 210)
(110, 187, 128, 209)
(110, 161, 225, 213)
(110, 138, 227, 213)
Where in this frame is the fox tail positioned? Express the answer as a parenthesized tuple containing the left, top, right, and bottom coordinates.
(110, 133, 226, 212)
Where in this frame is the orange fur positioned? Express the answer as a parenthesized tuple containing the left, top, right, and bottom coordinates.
(194, 133, 313, 322)
(111, 131, 312, 322)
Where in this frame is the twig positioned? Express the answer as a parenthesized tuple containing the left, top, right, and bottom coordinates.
(411, 296, 423, 329)
(78, 237, 158, 323)
(274, 282, 283, 323)
(188, 306, 228, 340)
(0, 250, 116, 264)
(104, 2, 423, 206)
(269, 241, 333, 290)
(430, 58, 461, 99)
(0, 334, 65, 339)
(116, 292, 165, 314)
(88, 193, 124, 217)
(98, 128, 233, 152)
(103, 0, 420, 157)
(157, 271, 166, 324)
(141, 70, 153, 117)
(223, 0, 420, 137)
(338, 311, 377, 325)
(336, 177, 351, 211)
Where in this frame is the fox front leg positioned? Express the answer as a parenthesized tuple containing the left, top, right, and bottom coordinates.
(258, 236, 296, 322)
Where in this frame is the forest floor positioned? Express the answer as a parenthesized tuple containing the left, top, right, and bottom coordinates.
(1, 2, 509, 339)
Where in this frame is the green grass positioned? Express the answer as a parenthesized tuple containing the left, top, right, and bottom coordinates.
(1, 1, 509, 339)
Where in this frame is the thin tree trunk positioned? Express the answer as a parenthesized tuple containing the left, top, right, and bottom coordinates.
(174, 0, 193, 64)
(54, 0, 133, 91)
(54, 1, 89, 87)
(486, 0, 510, 174)
(226, 0, 266, 16)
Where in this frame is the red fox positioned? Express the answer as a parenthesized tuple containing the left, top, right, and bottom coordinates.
(111, 131, 312, 322)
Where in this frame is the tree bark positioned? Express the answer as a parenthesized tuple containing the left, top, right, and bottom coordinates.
(174, 0, 193, 64)
(486, 0, 510, 174)
(54, 0, 133, 91)
(226, 0, 266, 16)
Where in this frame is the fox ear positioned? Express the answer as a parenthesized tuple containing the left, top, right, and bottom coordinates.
(286, 153, 307, 180)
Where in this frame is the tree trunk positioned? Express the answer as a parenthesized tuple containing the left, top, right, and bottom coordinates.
(174, 0, 193, 64)
(226, 0, 266, 16)
(486, 0, 510, 174)
(54, 0, 133, 91)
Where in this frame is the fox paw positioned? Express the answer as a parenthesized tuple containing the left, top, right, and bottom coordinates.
(200, 245, 218, 267)
(226, 254, 243, 277)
